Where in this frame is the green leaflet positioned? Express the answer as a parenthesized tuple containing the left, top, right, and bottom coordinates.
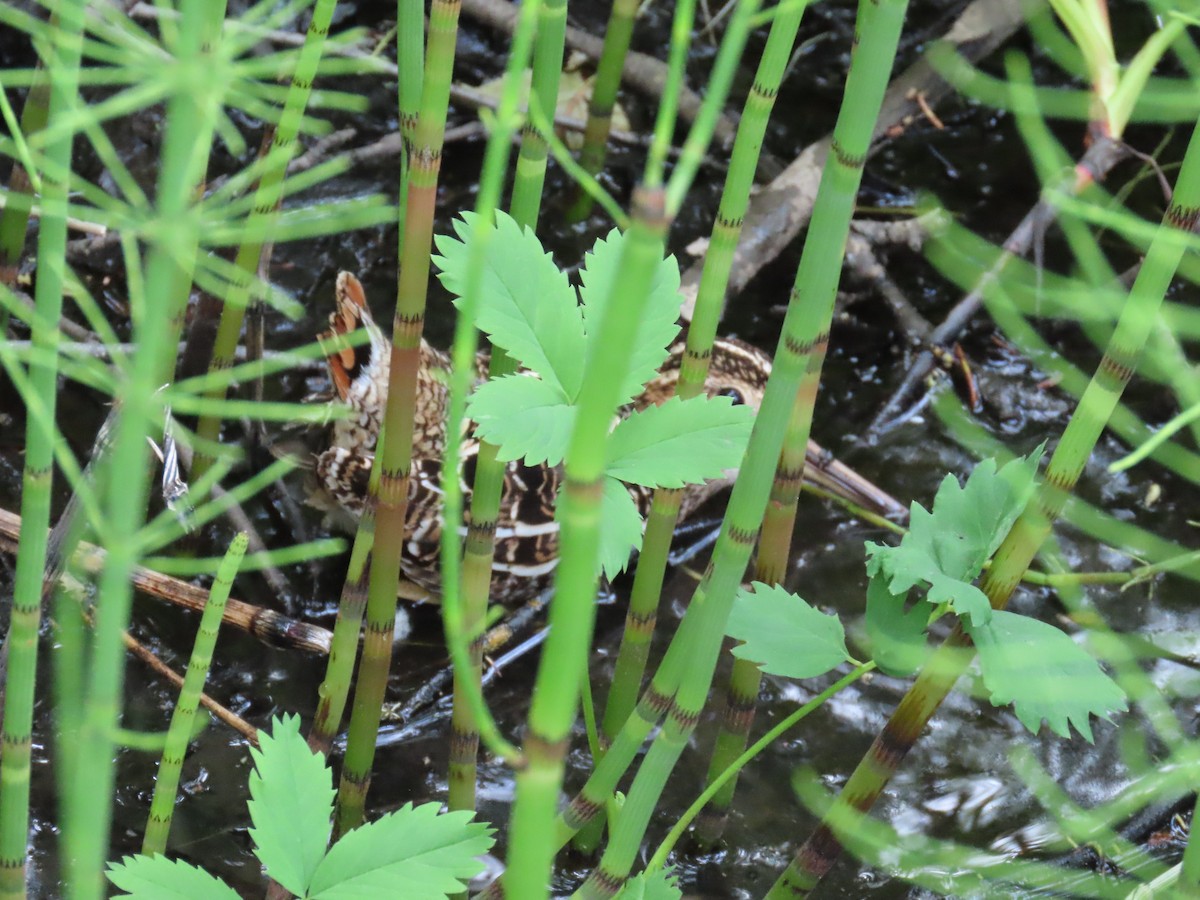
(606, 395, 753, 488)
(247, 714, 333, 896)
(307, 803, 494, 899)
(468, 375, 575, 466)
(863, 576, 930, 678)
(578, 226, 682, 407)
(596, 476, 646, 580)
(105, 855, 242, 899)
(972, 610, 1127, 742)
(865, 451, 1043, 628)
(433, 211, 583, 399)
(727, 583, 853, 679)
(614, 867, 683, 900)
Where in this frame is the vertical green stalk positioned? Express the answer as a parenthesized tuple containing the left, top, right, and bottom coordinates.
(306, 483, 378, 755)
(142, 533, 247, 856)
(447, 0, 563, 816)
(504, 186, 669, 900)
(61, 4, 226, 896)
(565, 0, 637, 222)
(504, 15, 705, 891)
(600, 0, 807, 745)
(0, 4, 83, 897)
(307, 0, 425, 758)
(334, 0, 462, 837)
(397, 0, 424, 142)
(765, 101, 1200, 900)
(0, 65, 49, 301)
(502, 1, 782, 895)
(507, 0, 565, 230)
(697, 390, 806, 844)
(191, 0, 337, 482)
(571, 2, 904, 893)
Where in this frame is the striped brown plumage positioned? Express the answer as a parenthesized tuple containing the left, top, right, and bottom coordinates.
(315, 272, 901, 604)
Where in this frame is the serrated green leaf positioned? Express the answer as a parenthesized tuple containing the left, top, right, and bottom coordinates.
(606, 396, 753, 488)
(616, 868, 682, 900)
(597, 476, 645, 579)
(983, 446, 1044, 559)
(247, 714, 334, 896)
(106, 854, 241, 899)
(863, 575, 930, 677)
(307, 802, 494, 900)
(971, 610, 1126, 742)
(467, 375, 575, 465)
(433, 211, 584, 398)
(865, 504, 993, 628)
(578, 227, 682, 406)
(864, 451, 1044, 628)
(727, 583, 852, 679)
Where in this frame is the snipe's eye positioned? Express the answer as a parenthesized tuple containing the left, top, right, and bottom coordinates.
(718, 387, 744, 405)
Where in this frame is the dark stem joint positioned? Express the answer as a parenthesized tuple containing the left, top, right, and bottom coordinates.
(830, 137, 867, 170)
(1166, 203, 1200, 232)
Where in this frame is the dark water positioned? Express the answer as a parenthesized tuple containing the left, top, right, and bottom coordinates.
(2, 2, 1199, 898)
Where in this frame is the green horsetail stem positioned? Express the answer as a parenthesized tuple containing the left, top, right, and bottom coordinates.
(60, 4, 229, 895)
(602, 0, 807, 751)
(765, 92, 1200, 900)
(397, 0, 423, 141)
(576, 2, 904, 892)
(502, 0, 774, 890)
(0, 4, 83, 896)
(0, 60, 49, 320)
(438, 7, 548, 771)
(566, 0, 638, 222)
(142, 533, 248, 856)
(503, 187, 669, 900)
(307, 0, 425, 760)
(333, 0, 462, 837)
(448, 0, 564, 817)
(191, 0, 337, 483)
(507, 0, 564, 231)
(306, 465, 378, 756)
(699, 390, 808, 844)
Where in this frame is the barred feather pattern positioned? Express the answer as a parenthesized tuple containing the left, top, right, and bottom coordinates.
(315, 272, 901, 605)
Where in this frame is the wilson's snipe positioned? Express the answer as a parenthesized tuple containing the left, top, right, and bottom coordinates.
(316, 272, 902, 603)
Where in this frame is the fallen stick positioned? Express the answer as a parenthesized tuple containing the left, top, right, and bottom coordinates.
(0, 507, 332, 655)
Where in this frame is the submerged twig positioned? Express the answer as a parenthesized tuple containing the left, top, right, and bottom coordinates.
(869, 135, 1130, 435)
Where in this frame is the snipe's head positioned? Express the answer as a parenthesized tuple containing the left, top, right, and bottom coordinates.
(319, 271, 451, 460)
(320, 271, 390, 406)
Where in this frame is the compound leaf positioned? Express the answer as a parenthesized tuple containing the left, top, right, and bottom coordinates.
(106, 855, 240, 899)
(971, 609, 1126, 742)
(728, 582, 852, 679)
(247, 714, 333, 896)
(308, 802, 494, 900)
(434, 211, 584, 398)
(467, 375, 575, 466)
(864, 451, 1044, 628)
(605, 395, 752, 488)
(578, 226, 682, 406)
